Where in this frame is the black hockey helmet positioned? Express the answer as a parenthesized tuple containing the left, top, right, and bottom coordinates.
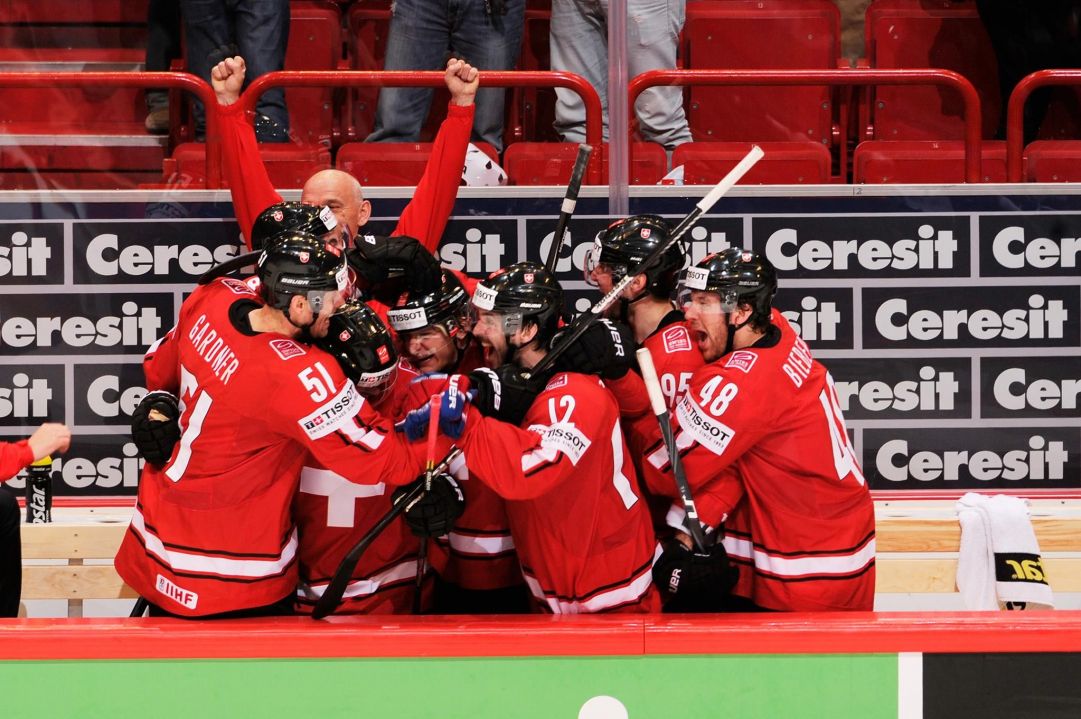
(585, 214, 681, 296)
(678, 247, 777, 325)
(250, 201, 347, 251)
(256, 232, 349, 312)
(471, 261, 564, 343)
(387, 271, 469, 338)
(317, 300, 399, 397)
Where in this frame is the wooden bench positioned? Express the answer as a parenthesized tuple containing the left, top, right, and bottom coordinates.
(19, 502, 1081, 616)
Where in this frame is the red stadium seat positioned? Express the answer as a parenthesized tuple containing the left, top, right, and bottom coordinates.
(503, 142, 666, 185)
(336, 141, 499, 186)
(0, 0, 147, 23)
(1023, 141, 1081, 182)
(166, 142, 331, 189)
(674, 141, 832, 185)
(506, 4, 559, 145)
(283, 1, 344, 147)
(852, 140, 1007, 183)
(683, 0, 841, 145)
(863, 0, 1000, 141)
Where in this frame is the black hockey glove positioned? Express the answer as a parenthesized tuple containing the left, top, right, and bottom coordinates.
(652, 538, 739, 613)
(392, 472, 465, 538)
(347, 234, 443, 302)
(551, 319, 635, 380)
(468, 365, 541, 425)
(130, 390, 181, 467)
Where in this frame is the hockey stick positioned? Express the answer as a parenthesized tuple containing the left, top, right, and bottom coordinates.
(412, 394, 441, 614)
(129, 597, 148, 617)
(311, 447, 462, 619)
(636, 347, 710, 553)
(527, 145, 764, 380)
(544, 143, 593, 273)
(197, 250, 260, 285)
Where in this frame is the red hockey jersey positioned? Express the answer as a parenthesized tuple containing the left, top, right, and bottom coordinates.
(457, 371, 661, 614)
(640, 313, 706, 413)
(293, 361, 424, 615)
(635, 310, 876, 611)
(114, 278, 420, 616)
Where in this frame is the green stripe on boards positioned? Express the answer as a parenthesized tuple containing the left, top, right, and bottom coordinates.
(0, 653, 898, 719)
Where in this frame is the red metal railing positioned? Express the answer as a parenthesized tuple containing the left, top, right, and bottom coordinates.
(0, 71, 220, 186)
(1006, 69, 1081, 182)
(630, 68, 984, 183)
(239, 70, 605, 183)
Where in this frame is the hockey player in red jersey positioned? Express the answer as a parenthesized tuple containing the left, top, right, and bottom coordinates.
(115, 233, 424, 617)
(584, 215, 704, 412)
(632, 248, 876, 612)
(292, 300, 445, 614)
(388, 275, 527, 613)
(210, 54, 477, 253)
(412, 261, 661, 614)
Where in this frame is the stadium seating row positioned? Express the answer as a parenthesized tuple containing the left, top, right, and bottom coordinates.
(1, 0, 1080, 187)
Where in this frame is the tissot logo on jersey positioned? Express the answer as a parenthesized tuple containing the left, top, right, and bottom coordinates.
(299, 382, 363, 439)
(0, 229, 58, 281)
(529, 422, 591, 465)
(79, 228, 241, 281)
(675, 396, 736, 456)
(0, 296, 168, 354)
(755, 215, 966, 277)
(865, 428, 1077, 490)
(983, 357, 1081, 418)
(864, 287, 1078, 348)
(980, 215, 1081, 275)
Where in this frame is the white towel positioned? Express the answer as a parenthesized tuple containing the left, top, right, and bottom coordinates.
(955, 492, 1054, 610)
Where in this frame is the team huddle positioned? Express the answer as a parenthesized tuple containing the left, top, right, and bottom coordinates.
(114, 199, 876, 618)
(111, 55, 874, 618)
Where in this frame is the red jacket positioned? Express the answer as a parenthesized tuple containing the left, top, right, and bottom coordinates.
(0, 440, 33, 482)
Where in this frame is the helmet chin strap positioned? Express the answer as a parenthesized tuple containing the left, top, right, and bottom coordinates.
(722, 312, 754, 356)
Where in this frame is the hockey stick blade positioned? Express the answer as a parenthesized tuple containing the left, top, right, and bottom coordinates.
(544, 143, 593, 273)
(529, 145, 763, 379)
(311, 447, 462, 619)
(637, 347, 710, 552)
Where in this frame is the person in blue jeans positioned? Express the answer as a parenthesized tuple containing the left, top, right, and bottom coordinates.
(180, 0, 291, 142)
(366, 0, 525, 152)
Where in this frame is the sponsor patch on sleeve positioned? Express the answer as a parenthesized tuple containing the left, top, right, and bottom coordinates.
(662, 326, 692, 354)
(269, 338, 307, 361)
(527, 422, 591, 465)
(675, 396, 735, 456)
(299, 381, 363, 439)
(221, 278, 256, 296)
(724, 350, 758, 374)
(544, 373, 569, 392)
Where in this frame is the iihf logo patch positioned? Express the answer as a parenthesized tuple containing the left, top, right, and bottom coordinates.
(299, 251, 310, 263)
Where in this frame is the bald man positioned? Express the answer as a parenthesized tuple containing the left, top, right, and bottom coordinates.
(213, 55, 478, 254)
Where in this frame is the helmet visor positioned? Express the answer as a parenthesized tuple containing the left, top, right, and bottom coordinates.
(677, 286, 740, 315)
(469, 305, 523, 336)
